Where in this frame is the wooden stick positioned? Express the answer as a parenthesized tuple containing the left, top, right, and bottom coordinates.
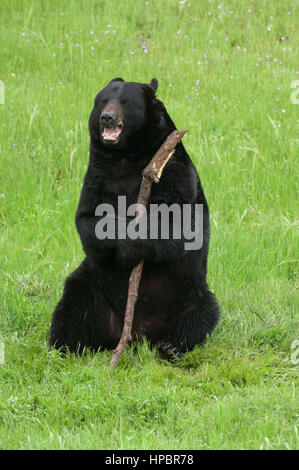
(109, 129, 187, 367)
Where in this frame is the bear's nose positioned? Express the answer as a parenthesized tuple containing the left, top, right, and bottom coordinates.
(100, 111, 116, 126)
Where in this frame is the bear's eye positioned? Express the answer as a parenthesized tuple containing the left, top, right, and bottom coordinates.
(120, 99, 130, 107)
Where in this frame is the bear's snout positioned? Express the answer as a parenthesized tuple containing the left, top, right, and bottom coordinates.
(100, 104, 123, 145)
(100, 111, 116, 127)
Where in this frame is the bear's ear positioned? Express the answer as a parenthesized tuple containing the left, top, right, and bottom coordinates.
(108, 77, 125, 85)
(149, 78, 158, 93)
(142, 78, 158, 99)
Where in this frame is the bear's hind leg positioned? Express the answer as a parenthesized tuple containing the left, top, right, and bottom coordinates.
(155, 289, 220, 358)
(49, 260, 121, 354)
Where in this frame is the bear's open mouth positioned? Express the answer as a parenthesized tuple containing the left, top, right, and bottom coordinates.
(102, 124, 123, 144)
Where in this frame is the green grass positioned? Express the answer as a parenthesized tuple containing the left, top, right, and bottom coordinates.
(0, 0, 298, 450)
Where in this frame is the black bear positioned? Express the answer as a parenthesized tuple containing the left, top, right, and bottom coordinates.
(49, 78, 220, 359)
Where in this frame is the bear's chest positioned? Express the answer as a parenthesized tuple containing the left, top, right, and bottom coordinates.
(99, 161, 143, 206)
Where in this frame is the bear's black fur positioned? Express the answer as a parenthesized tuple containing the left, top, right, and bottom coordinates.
(49, 78, 220, 358)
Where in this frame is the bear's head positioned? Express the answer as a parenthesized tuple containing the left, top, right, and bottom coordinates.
(89, 78, 175, 156)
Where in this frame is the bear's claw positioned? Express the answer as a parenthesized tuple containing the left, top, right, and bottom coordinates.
(156, 341, 182, 361)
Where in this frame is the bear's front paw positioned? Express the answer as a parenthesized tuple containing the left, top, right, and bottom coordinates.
(116, 240, 143, 269)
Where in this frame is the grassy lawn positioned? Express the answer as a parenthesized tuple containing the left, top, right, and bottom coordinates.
(0, 0, 298, 450)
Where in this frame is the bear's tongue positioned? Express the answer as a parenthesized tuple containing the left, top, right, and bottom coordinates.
(102, 126, 122, 141)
